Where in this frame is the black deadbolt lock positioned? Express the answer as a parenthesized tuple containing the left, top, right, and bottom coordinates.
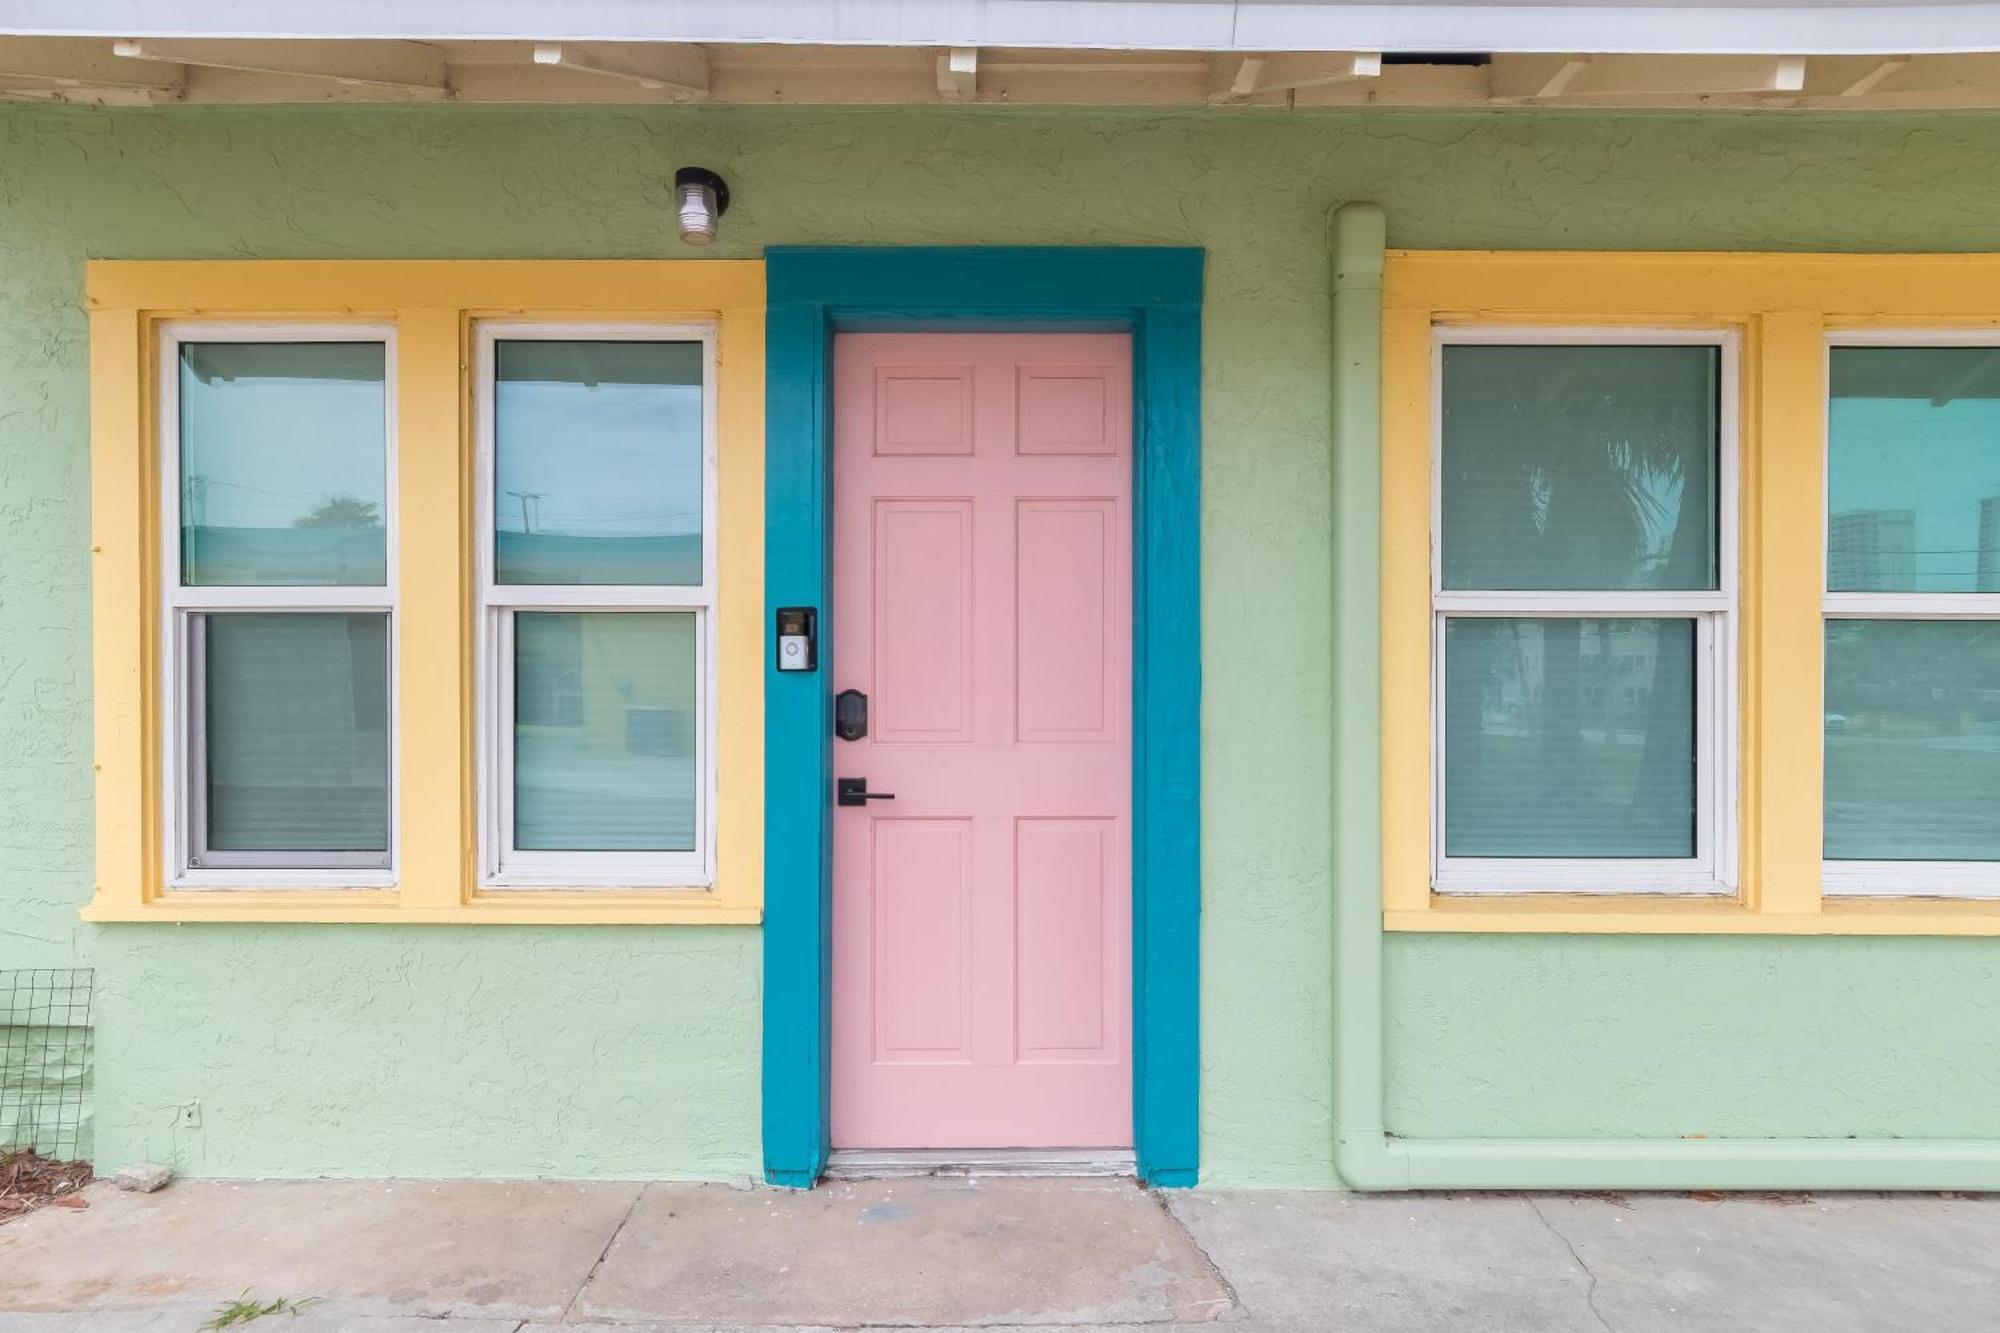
(835, 689, 868, 741)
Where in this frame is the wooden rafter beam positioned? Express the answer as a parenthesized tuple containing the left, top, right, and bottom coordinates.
(1537, 56, 1591, 98)
(1817, 53, 2000, 103)
(1207, 54, 1265, 102)
(529, 43, 708, 98)
(1840, 58, 1911, 97)
(111, 38, 448, 95)
(0, 38, 184, 95)
(1494, 53, 1809, 100)
(1261, 52, 1382, 95)
(1208, 51, 1379, 103)
(0, 77, 171, 105)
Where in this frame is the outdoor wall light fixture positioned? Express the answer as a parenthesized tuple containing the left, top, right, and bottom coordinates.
(674, 167, 731, 246)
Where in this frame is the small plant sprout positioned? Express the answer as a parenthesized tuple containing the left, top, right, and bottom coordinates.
(196, 1291, 319, 1329)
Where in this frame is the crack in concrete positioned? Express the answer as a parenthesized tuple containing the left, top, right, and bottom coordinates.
(1527, 1198, 1614, 1333)
(557, 1184, 645, 1326)
(1152, 1190, 1247, 1324)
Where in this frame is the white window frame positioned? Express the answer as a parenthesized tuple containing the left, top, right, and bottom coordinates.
(158, 321, 400, 889)
(1822, 329, 2000, 898)
(474, 321, 720, 890)
(1429, 325, 1740, 896)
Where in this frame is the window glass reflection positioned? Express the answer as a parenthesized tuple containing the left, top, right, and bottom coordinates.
(202, 612, 390, 854)
(494, 341, 703, 586)
(179, 343, 387, 587)
(513, 612, 697, 852)
(1444, 617, 1697, 858)
(1825, 620, 2000, 860)
(1829, 346, 2000, 593)
(1441, 344, 1720, 592)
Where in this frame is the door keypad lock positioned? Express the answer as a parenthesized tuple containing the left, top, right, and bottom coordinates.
(837, 777, 895, 807)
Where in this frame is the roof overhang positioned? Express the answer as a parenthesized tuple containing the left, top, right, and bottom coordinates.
(10, 0, 2000, 57)
(4, 1, 2000, 110)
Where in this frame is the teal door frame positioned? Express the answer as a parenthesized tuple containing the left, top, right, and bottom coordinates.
(762, 246, 1204, 1187)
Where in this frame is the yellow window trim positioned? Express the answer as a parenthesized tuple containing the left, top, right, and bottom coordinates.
(1384, 250, 2000, 936)
(84, 261, 766, 925)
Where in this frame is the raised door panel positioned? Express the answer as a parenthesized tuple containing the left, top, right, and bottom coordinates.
(875, 364, 975, 456)
(1015, 498, 1117, 743)
(873, 499, 974, 744)
(870, 818, 975, 1064)
(1015, 817, 1118, 1063)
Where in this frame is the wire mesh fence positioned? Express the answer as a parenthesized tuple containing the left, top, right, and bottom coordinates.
(0, 969, 94, 1161)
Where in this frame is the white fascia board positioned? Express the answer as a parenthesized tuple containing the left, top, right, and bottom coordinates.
(1232, 3, 2000, 56)
(0, 0, 1218, 46)
(7, 0, 2000, 56)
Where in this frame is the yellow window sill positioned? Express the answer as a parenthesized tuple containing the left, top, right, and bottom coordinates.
(1387, 893, 2000, 936)
(82, 889, 762, 926)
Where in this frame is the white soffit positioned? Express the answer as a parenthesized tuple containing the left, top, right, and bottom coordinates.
(6, 1, 2000, 57)
(5, 2, 2000, 108)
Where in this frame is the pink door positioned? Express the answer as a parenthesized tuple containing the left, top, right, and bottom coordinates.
(830, 332, 1134, 1150)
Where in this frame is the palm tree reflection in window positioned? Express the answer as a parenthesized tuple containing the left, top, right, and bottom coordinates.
(1441, 345, 1718, 859)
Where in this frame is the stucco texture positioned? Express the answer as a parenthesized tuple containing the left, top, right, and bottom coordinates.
(5, 105, 2000, 1182)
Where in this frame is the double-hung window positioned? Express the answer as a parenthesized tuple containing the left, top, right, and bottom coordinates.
(1431, 330, 1737, 894)
(475, 325, 718, 888)
(1824, 338, 2000, 896)
(1386, 250, 2000, 930)
(91, 262, 761, 923)
(163, 326, 396, 884)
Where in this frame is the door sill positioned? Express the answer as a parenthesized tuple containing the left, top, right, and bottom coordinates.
(824, 1148, 1137, 1180)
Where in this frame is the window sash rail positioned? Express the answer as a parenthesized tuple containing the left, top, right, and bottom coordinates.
(166, 585, 391, 610)
(1823, 860, 2000, 898)
(1435, 590, 1729, 615)
(1434, 859, 1737, 896)
(483, 584, 715, 611)
(1823, 593, 2000, 618)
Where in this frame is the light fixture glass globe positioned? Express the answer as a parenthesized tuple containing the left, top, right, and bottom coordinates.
(673, 167, 729, 247)
(676, 181, 718, 246)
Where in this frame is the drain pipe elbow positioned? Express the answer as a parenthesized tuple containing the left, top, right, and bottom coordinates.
(1336, 1129, 1412, 1192)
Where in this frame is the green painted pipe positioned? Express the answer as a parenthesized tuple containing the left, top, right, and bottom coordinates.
(1325, 201, 2000, 1193)
(1328, 201, 1389, 1186)
(1351, 1135, 2000, 1191)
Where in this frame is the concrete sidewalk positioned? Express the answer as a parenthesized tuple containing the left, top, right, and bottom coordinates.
(2, 1177, 1996, 1332)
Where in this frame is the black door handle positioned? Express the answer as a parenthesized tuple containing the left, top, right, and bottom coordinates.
(836, 777, 897, 807)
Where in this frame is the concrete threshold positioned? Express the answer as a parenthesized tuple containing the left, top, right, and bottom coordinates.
(822, 1148, 1138, 1179)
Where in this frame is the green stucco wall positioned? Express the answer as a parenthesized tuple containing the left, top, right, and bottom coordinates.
(5, 104, 2000, 1183)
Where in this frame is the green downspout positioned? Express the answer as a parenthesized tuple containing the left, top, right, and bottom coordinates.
(1328, 202, 1404, 1190)
(1326, 202, 2000, 1192)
